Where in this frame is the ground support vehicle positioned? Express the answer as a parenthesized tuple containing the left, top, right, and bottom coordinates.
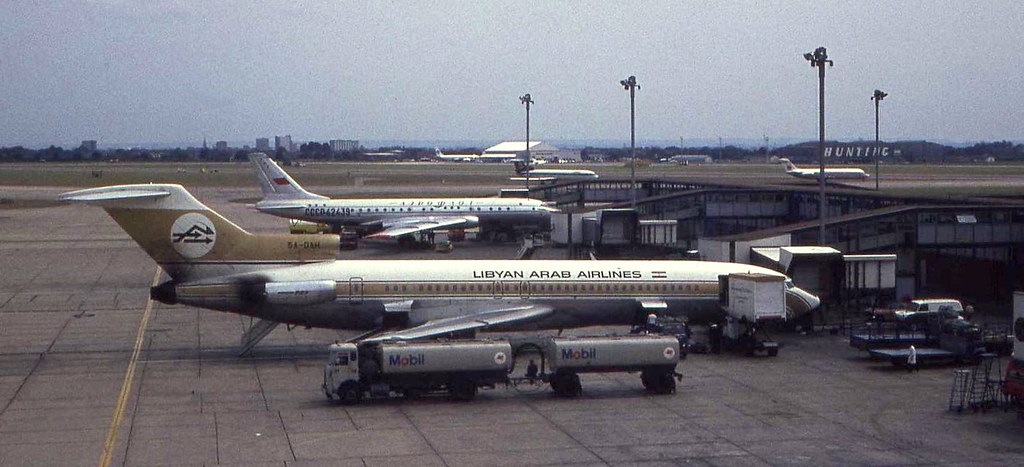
(323, 340, 511, 404)
(324, 335, 681, 404)
(630, 315, 694, 358)
(867, 321, 987, 367)
(524, 335, 681, 397)
(865, 298, 964, 323)
(714, 273, 786, 356)
(849, 321, 934, 350)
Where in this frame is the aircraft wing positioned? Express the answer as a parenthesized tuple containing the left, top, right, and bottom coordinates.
(364, 215, 479, 239)
(366, 303, 554, 341)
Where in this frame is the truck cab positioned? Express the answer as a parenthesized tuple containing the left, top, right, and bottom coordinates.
(323, 343, 361, 401)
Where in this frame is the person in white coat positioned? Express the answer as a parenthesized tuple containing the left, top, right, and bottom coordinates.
(907, 345, 918, 372)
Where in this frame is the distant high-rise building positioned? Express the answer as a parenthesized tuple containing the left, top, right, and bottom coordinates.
(275, 135, 293, 152)
(329, 139, 359, 152)
(80, 140, 97, 151)
(215, 141, 228, 151)
(256, 138, 270, 151)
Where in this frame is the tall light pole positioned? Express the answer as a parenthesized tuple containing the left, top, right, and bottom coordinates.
(871, 89, 888, 191)
(520, 93, 534, 194)
(804, 47, 833, 245)
(620, 75, 639, 207)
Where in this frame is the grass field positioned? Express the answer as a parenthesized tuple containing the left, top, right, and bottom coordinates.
(3, 161, 1024, 201)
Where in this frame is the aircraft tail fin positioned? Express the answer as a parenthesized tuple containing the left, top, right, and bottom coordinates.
(512, 160, 529, 174)
(435, 148, 443, 158)
(58, 184, 337, 282)
(247, 152, 327, 201)
(777, 158, 797, 172)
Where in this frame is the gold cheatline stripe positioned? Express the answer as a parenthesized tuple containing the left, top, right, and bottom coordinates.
(99, 267, 161, 467)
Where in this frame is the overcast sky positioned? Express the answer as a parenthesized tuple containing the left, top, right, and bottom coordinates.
(2, 1, 1022, 148)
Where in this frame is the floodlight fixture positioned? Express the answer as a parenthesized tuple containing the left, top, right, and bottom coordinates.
(520, 93, 534, 193)
(872, 89, 888, 191)
(804, 46, 833, 245)
(620, 75, 640, 207)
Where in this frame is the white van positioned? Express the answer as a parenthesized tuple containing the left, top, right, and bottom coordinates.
(893, 298, 964, 324)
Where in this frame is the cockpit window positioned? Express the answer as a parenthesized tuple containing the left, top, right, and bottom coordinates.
(785, 280, 794, 290)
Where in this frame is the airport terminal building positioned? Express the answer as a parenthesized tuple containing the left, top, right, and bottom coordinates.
(534, 178, 1024, 313)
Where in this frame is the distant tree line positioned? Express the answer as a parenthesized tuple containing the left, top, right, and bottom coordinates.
(581, 145, 764, 162)
(950, 141, 1024, 161)
(1, 141, 1022, 163)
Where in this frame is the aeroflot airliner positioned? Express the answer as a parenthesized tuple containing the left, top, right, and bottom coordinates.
(59, 184, 820, 349)
(249, 153, 555, 240)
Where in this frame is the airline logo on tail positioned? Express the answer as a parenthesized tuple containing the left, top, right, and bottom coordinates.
(273, 177, 290, 186)
(171, 213, 217, 258)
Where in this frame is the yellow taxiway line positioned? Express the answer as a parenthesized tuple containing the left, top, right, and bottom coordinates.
(98, 267, 162, 467)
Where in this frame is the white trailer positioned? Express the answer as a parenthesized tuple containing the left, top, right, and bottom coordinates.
(539, 335, 680, 396)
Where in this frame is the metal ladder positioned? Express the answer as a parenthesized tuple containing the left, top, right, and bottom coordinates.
(949, 354, 1005, 413)
(948, 369, 971, 412)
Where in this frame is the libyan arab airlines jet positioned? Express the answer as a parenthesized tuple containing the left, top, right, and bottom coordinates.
(510, 161, 599, 183)
(249, 153, 555, 240)
(778, 158, 870, 181)
(58, 184, 820, 351)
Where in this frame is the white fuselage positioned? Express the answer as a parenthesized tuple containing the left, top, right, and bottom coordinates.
(173, 259, 820, 331)
(517, 168, 599, 179)
(781, 159, 869, 180)
(256, 198, 555, 232)
(787, 167, 870, 180)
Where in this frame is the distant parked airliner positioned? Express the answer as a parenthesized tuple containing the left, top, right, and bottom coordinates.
(778, 158, 870, 181)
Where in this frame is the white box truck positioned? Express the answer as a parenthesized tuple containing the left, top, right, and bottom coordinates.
(715, 273, 786, 356)
(725, 273, 786, 321)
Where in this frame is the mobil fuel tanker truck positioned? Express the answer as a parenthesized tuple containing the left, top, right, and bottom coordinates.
(323, 334, 680, 404)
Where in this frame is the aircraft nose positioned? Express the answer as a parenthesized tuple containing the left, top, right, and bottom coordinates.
(785, 287, 821, 318)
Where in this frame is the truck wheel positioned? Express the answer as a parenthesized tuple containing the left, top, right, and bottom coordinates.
(554, 373, 581, 398)
(551, 373, 578, 398)
(640, 370, 654, 391)
(767, 347, 779, 357)
(337, 381, 362, 405)
(657, 372, 676, 395)
(450, 376, 477, 401)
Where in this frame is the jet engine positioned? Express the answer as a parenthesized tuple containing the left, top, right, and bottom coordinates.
(261, 280, 338, 306)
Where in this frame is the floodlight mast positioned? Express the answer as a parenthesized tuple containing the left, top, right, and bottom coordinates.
(871, 89, 888, 191)
(520, 93, 534, 194)
(804, 47, 833, 245)
(620, 75, 639, 207)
